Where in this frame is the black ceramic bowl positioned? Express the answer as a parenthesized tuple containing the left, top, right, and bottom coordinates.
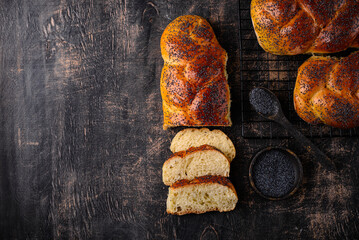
(249, 147, 303, 200)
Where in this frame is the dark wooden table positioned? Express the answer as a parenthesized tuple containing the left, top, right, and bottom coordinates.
(1, 0, 358, 239)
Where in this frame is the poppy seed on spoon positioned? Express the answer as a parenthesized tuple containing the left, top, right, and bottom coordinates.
(249, 87, 280, 118)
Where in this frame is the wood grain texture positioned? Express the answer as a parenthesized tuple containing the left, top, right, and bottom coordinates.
(0, 0, 358, 239)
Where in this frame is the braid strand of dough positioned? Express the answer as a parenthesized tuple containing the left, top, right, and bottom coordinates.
(294, 51, 359, 128)
(251, 0, 359, 55)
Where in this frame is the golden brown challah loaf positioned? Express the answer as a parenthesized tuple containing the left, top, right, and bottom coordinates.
(294, 51, 359, 129)
(251, 0, 359, 55)
(160, 15, 231, 130)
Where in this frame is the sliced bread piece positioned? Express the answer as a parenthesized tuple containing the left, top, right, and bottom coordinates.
(170, 128, 236, 161)
(167, 176, 238, 215)
(163, 145, 230, 186)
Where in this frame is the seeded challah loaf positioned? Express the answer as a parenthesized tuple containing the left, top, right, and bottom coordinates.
(162, 145, 230, 186)
(251, 0, 359, 55)
(166, 176, 238, 215)
(294, 51, 359, 128)
(160, 15, 231, 129)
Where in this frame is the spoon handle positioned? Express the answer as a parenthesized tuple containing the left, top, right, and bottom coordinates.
(278, 117, 337, 171)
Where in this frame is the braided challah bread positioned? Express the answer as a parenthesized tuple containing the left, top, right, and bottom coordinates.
(294, 51, 359, 129)
(160, 15, 231, 130)
(251, 0, 359, 55)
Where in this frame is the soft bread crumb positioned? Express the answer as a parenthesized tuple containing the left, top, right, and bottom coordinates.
(167, 176, 238, 215)
(162, 145, 230, 186)
(170, 128, 236, 161)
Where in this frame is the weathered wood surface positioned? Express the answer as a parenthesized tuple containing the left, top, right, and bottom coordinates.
(0, 0, 358, 239)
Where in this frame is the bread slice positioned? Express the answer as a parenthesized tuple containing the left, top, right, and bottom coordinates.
(166, 176, 238, 215)
(170, 128, 236, 161)
(163, 145, 230, 186)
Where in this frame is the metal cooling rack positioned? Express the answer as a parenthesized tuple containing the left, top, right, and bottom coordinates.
(238, 6, 359, 139)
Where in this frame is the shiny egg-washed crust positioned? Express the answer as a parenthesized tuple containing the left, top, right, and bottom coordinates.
(167, 144, 227, 160)
(160, 15, 231, 129)
(171, 175, 237, 196)
(294, 51, 359, 129)
(251, 0, 359, 55)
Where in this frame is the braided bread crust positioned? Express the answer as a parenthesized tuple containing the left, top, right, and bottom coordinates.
(294, 51, 359, 128)
(251, 0, 359, 55)
(160, 15, 231, 130)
